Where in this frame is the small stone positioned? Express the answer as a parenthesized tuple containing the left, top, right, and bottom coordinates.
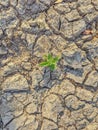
(82, 104, 97, 120)
(0, 47, 7, 55)
(49, 34, 67, 51)
(71, 109, 84, 121)
(30, 69, 43, 89)
(41, 119, 58, 130)
(47, 7, 61, 31)
(84, 71, 98, 89)
(81, 34, 93, 41)
(26, 34, 36, 50)
(65, 10, 81, 22)
(84, 11, 98, 23)
(22, 62, 32, 70)
(54, 3, 71, 14)
(31, 3, 40, 14)
(73, 20, 86, 37)
(76, 119, 89, 130)
(40, 71, 51, 87)
(83, 44, 98, 61)
(34, 35, 51, 57)
(34, 13, 49, 30)
(65, 95, 85, 110)
(1, 74, 29, 92)
(76, 87, 93, 102)
(0, 62, 19, 77)
(78, 4, 94, 15)
(69, 2, 77, 9)
(60, 17, 73, 39)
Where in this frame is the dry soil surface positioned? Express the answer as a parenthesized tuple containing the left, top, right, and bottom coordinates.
(0, 0, 98, 130)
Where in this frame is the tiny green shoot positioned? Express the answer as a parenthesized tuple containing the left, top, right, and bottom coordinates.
(39, 54, 60, 71)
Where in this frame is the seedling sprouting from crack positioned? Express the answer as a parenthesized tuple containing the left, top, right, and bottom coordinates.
(39, 54, 60, 71)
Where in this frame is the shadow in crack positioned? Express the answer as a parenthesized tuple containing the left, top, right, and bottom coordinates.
(0, 93, 16, 130)
(34, 67, 63, 92)
(62, 51, 85, 77)
(64, 65, 84, 77)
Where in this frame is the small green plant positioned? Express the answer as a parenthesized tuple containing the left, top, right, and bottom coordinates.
(39, 54, 60, 71)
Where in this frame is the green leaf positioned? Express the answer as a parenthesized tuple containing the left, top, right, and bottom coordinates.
(53, 57, 59, 63)
(39, 61, 49, 67)
(39, 53, 60, 71)
(48, 54, 53, 60)
(49, 64, 56, 71)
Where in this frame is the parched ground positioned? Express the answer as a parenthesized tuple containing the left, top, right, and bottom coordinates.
(0, 0, 98, 130)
